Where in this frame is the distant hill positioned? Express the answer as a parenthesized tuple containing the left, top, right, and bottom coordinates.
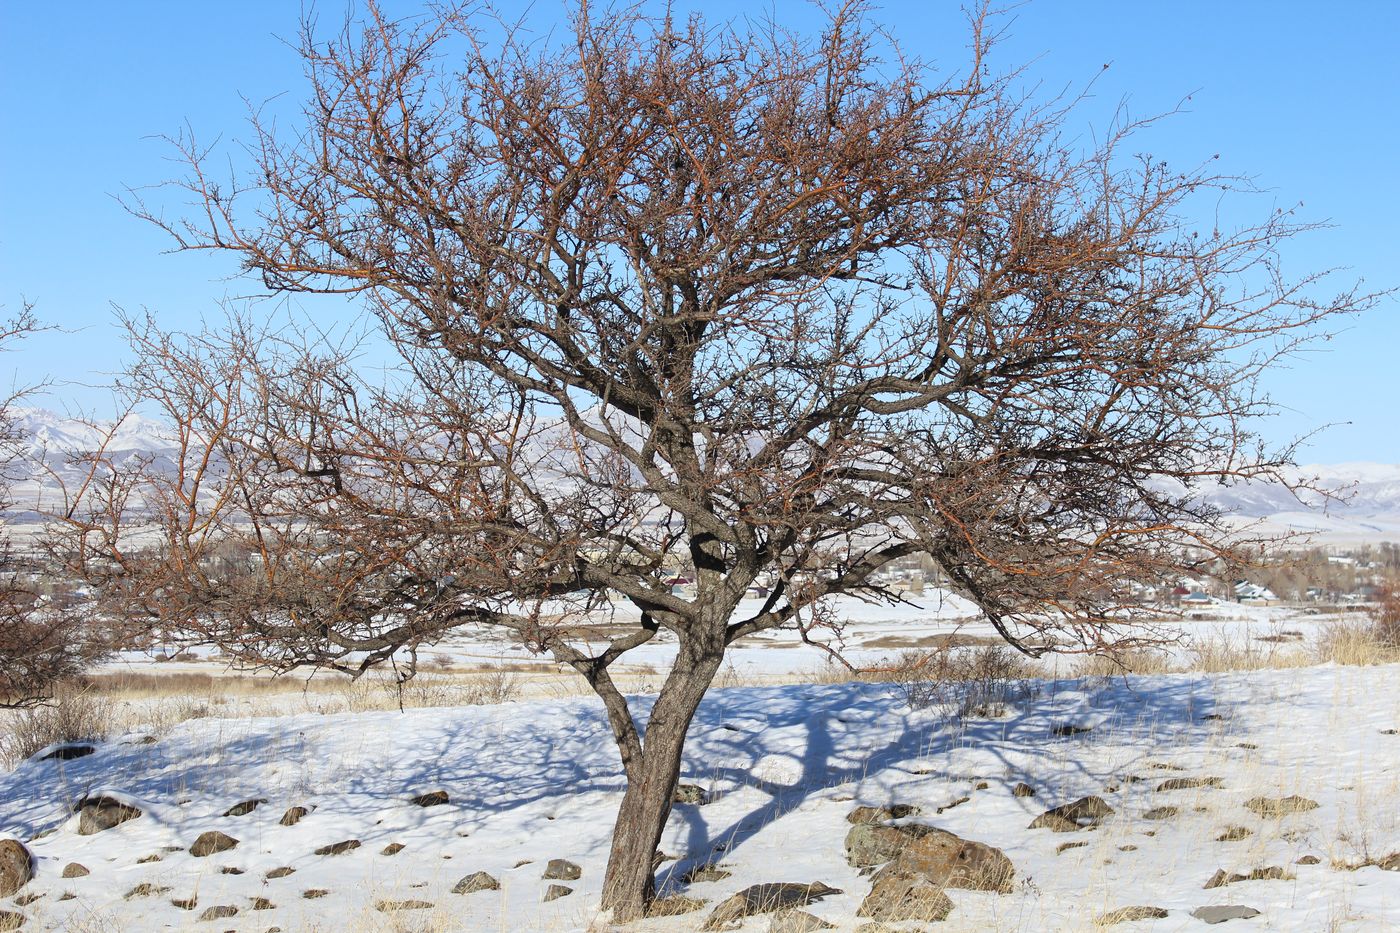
(5, 409, 1398, 544)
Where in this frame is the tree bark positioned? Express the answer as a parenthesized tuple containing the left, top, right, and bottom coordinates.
(599, 644, 724, 920)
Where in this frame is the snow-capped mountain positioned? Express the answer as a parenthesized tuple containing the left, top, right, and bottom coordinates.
(3, 409, 1399, 542)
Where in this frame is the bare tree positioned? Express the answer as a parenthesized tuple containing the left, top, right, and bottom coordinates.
(68, 1, 1374, 916)
(0, 305, 105, 707)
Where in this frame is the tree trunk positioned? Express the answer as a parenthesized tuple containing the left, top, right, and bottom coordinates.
(599, 648, 723, 920)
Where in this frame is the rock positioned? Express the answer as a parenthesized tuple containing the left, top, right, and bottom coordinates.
(543, 884, 573, 902)
(542, 858, 581, 880)
(191, 831, 240, 857)
(314, 839, 361, 856)
(125, 883, 172, 899)
(11, 894, 38, 908)
(220, 866, 244, 875)
(61, 863, 89, 879)
(250, 897, 275, 910)
(0, 911, 24, 931)
(846, 823, 919, 867)
(674, 784, 708, 804)
(223, 799, 267, 817)
(1244, 796, 1318, 817)
(685, 863, 733, 883)
(857, 874, 954, 924)
(77, 796, 143, 835)
(1057, 841, 1088, 854)
(882, 830, 1014, 893)
(1157, 777, 1222, 791)
(1296, 855, 1321, 865)
(705, 884, 841, 930)
(1028, 796, 1114, 832)
(452, 871, 500, 894)
(265, 867, 296, 879)
(1012, 783, 1036, 798)
(39, 744, 95, 762)
(646, 895, 706, 917)
(0, 840, 33, 898)
(198, 905, 238, 921)
(381, 843, 405, 856)
(375, 900, 434, 911)
(302, 889, 329, 899)
(1119, 845, 1138, 852)
(1192, 905, 1262, 924)
(768, 910, 836, 932)
(279, 806, 309, 826)
(1051, 724, 1092, 736)
(1143, 806, 1179, 821)
(1217, 826, 1253, 842)
(410, 790, 449, 808)
(847, 804, 919, 825)
(1097, 906, 1169, 925)
(136, 853, 161, 864)
(171, 897, 198, 910)
(1204, 866, 1293, 889)
(1375, 853, 1400, 870)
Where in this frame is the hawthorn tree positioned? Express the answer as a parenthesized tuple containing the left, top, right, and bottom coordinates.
(66, 1, 1370, 917)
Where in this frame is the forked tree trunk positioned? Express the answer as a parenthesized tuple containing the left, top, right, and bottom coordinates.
(599, 649, 724, 920)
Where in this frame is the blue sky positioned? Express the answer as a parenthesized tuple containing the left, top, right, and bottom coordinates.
(2, 1, 1396, 461)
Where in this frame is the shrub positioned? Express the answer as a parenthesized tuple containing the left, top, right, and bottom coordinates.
(0, 685, 113, 766)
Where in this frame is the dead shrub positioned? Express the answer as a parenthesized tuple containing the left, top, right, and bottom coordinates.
(880, 645, 1039, 717)
(1, 685, 114, 766)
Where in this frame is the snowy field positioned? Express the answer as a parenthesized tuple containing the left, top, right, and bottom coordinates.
(3, 650, 1399, 931)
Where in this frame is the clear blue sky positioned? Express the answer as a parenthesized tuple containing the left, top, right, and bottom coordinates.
(2, 1, 1396, 461)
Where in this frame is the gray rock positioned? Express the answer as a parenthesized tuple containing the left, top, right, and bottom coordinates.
(265, 867, 296, 879)
(452, 872, 500, 894)
(542, 858, 581, 880)
(190, 831, 239, 857)
(60, 863, 89, 879)
(1157, 776, 1222, 791)
(1029, 796, 1114, 832)
(1192, 905, 1262, 924)
(543, 884, 573, 902)
(846, 804, 920, 825)
(375, 899, 434, 911)
(77, 796, 143, 835)
(0, 840, 33, 898)
(857, 875, 954, 924)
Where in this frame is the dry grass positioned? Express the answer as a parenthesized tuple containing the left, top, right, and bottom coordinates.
(0, 686, 115, 766)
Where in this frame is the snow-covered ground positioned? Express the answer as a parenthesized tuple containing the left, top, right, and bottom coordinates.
(3, 657, 1398, 931)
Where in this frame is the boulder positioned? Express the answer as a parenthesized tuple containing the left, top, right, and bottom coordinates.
(61, 863, 89, 879)
(857, 874, 955, 924)
(704, 883, 841, 930)
(543, 884, 573, 902)
(542, 858, 581, 880)
(452, 871, 500, 894)
(0, 841, 33, 898)
(77, 796, 142, 835)
(190, 831, 239, 857)
(381, 843, 405, 856)
(1191, 905, 1262, 924)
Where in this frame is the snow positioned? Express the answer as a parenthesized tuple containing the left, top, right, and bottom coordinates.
(4, 660, 1399, 931)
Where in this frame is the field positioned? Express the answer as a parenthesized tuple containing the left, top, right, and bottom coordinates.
(2, 596, 1398, 932)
